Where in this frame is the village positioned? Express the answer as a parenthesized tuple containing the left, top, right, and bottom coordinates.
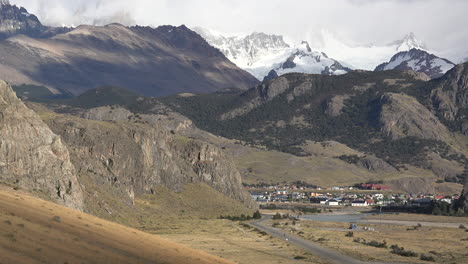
(246, 183, 460, 208)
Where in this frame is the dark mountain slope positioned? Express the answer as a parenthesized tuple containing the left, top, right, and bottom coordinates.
(0, 1, 70, 39)
(161, 67, 468, 186)
(0, 9, 258, 97)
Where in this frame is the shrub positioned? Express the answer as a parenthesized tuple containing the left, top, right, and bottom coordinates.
(294, 256, 306, 260)
(459, 224, 466, 229)
(345, 231, 354, 237)
(253, 210, 262, 219)
(272, 213, 282, 220)
(420, 254, 435, 262)
(390, 245, 417, 257)
(367, 240, 387, 248)
(52, 216, 61, 223)
(353, 238, 387, 248)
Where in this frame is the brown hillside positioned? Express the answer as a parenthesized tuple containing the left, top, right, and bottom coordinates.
(0, 187, 235, 264)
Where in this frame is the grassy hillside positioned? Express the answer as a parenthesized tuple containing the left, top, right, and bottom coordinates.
(0, 187, 235, 264)
(160, 70, 468, 189)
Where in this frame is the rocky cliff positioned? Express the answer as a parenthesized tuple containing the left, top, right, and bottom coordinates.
(0, 81, 84, 210)
(430, 63, 468, 135)
(40, 106, 255, 211)
(459, 182, 468, 213)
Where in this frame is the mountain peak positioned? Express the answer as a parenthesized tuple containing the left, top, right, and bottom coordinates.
(375, 48, 455, 79)
(0, 1, 45, 39)
(299, 41, 312, 52)
(394, 32, 426, 52)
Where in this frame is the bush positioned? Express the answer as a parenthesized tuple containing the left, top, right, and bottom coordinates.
(253, 210, 262, 219)
(420, 254, 435, 262)
(367, 240, 387, 248)
(272, 213, 282, 220)
(345, 231, 354, 237)
(459, 224, 466, 229)
(353, 238, 387, 248)
(390, 245, 417, 257)
(293, 256, 306, 260)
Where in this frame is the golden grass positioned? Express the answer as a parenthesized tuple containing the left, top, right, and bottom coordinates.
(0, 188, 236, 264)
(364, 213, 468, 224)
(234, 147, 432, 187)
(274, 218, 468, 264)
(158, 220, 330, 264)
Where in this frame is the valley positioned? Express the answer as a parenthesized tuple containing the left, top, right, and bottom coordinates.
(0, 1, 468, 263)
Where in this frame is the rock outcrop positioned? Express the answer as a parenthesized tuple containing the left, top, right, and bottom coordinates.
(379, 92, 451, 141)
(430, 63, 468, 134)
(0, 81, 84, 210)
(458, 182, 468, 213)
(357, 157, 397, 173)
(44, 109, 255, 210)
(324, 95, 350, 117)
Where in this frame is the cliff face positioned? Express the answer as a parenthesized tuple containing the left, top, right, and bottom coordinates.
(0, 81, 84, 210)
(431, 63, 468, 135)
(42, 108, 255, 210)
(460, 182, 468, 213)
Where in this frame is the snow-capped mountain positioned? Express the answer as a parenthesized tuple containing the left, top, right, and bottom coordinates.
(319, 32, 428, 71)
(265, 41, 349, 80)
(375, 48, 455, 79)
(193, 27, 349, 80)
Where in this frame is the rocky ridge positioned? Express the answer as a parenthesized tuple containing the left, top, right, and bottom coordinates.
(375, 48, 455, 79)
(0, 3, 259, 97)
(430, 63, 468, 135)
(0, 81, 84, 210)
(41, 105, 256, 212)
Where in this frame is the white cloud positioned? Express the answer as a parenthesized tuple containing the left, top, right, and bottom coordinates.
(10, 0, 468, 62)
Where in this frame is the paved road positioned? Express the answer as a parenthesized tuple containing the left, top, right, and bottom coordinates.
(250, 216, 409, 264)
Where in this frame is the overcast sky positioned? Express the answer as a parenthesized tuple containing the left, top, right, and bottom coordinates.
(10, 0, 468, 62)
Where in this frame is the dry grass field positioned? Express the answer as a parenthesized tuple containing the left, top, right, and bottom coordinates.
(0, 187, 236, 264)
(158, 220, 329, 264)
(0, 185, 332, 264)
(364, 213, 468, 224)
(273, 218, 468, 264)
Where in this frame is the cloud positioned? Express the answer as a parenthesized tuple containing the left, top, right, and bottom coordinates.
(10, 0, 468, 62)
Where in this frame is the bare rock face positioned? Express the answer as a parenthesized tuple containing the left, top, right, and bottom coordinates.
(0, 81, 84, 210)
(430, 63, 468, 135)
(379, 92, 450, 141)
(258, 77, 290, 100)
(45, 112, 255, 210)
(459, 182, 468, 213)
(324, 95, 350, 117)
(357, 157, 397, 173)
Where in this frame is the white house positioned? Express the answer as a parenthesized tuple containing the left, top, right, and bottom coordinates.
(327, 199, 340, 206)
(351, 200, 368, 207)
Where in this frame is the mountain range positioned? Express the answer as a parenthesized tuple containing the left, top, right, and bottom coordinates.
(195, 28, 456, 80)
(0, 3, 258, 97)
(0, 2, 466, 210)
(194, 27, 350, 81)
(161, 64, 468, 195)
